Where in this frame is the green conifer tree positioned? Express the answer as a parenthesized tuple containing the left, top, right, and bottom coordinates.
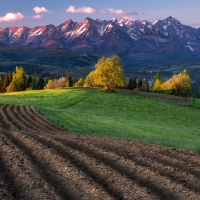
(65, 73, 73, 87)
(37, 75, 45, 90)
(127, 78, 134, 90)
(31, 72, 38, 90)
(27, 75, 32, 88)
(137, 77, 143, 90)
(0, 77, 4, 93)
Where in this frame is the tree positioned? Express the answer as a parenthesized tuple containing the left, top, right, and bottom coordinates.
(127, 78, 134, 90)
(152, 79, 163, 93)
(37, 75, 45, 90)
(3, 73, 10, 92)
(142, 80, 150, 92)
(85, 55, 125, 90)
(74, 78, 84, 87)
(162, 69, 192, 96)
(54, 77, 66, 88)
(137, 76, 143, 90)
(0, 77, 3, 93)
(133, 77, 137, 90)
(27, 75, 32, 88)
(152, 73, 164, 90)
(31, 72, 38, 90)
(6, 66, 26, 92)
(9, 71, 13, 83)
(84, 71, 96, 87)
(45, 79, 55, 89)
(65, 73, 73, 87)
(152, 70, 193, 97)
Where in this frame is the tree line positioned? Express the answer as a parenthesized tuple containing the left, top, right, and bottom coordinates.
(0, 66, 73, 93)
(0, 55, 194, 97)
(151, 70, 192, 97)
(0, 67, 45, 93)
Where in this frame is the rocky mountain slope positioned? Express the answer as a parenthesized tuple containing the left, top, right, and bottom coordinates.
(1, 16, 200, 54)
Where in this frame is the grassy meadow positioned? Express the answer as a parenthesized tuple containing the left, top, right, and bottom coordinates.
(0, 89, 200, 152)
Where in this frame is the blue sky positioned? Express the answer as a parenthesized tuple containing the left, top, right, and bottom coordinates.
(0, 0, 200, 28)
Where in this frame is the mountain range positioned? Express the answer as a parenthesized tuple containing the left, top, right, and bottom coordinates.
(1, 16, 200, 54)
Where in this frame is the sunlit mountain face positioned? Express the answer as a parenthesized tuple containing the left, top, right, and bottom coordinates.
(1, 16, 200, 53)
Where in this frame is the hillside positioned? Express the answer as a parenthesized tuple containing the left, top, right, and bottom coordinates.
(0, 89, 199, 152)
(0, 46, 98, 78)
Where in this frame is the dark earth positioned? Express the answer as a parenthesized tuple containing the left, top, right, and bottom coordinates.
(0, 104, 200, 200)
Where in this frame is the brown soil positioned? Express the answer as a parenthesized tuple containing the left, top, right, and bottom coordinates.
(115, 89, 192, 105)
(0, 104, 200, 200)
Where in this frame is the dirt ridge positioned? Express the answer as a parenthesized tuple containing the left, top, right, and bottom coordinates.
(0, 104, 200, 200)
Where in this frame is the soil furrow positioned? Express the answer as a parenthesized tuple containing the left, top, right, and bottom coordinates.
(115, 89, 192, 105)
(12, 105, 39, 132)
(2, 104, 23, 130)
(85, 137, 200, 182)
(27, 129, 200, 194)
(158, 148, 200, 167)
(23, 105, 61, 132)
(0, 104, 199, 200)
(24, 131, 154, 200)
(131, 143, 200, 178)
(28, 106, 63, 131)
(3, 130, 114, 200)
(0, 104, 11, 130)
(17, 105, 55, 133)
(108, 138, 200, 175)
(84, 138, 200, 194)
(55, 137, 200, 200)
(0, 159, 16, 200)
(0, 132, 61, 200)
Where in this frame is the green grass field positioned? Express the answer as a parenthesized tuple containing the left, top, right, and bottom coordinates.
(0, 89, 200, 152)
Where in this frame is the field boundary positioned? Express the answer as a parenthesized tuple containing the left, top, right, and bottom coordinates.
(115, 89, 192, 105)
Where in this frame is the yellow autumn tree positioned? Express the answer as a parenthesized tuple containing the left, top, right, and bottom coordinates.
(84, 71, 96, 87)
(162, 69, 192, 96)
(6, 66, 26, 93)
(152, 79, 163, 93)
(85, 55, 125, 90)
(74, 78, 84, 87)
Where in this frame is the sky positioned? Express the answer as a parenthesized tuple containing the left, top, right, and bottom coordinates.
(0, 0, 200, 28)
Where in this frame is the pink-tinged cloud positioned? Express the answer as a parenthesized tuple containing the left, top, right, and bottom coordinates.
(191, 22, 200, 26)
(33, 6, 51, 14)
(0, 12, 24, 22)
(120, 16, 135, 21)
(100, 8, 139, 15)
(32, 14, 43, 19)
(66, 6, 96, 14)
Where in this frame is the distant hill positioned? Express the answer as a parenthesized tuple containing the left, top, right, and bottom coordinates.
(0, 46, 98, 78)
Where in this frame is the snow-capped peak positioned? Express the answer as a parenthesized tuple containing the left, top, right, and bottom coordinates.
(152, 20, 159, 25)
(111, 18, 117, 23)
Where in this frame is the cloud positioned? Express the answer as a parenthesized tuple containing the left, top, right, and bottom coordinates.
(191, 22, 200, 26)
(120, 16, 135, 21)
(0, 12, 25, 22)
(32, 14, 43, 19)
(32, 6, 51, 19)
(66, 6, 96, 14)
(33, 6, 51, 14)
(100, 8, 139, 15)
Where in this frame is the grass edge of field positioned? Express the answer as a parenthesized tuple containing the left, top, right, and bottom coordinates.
(1, 88, 200, 153)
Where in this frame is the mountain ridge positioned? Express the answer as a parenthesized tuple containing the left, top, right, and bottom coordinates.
(1, 16, 200, 54)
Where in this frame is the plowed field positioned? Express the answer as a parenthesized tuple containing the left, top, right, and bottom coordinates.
(115, 89, 192, 105)
(0, 104, 200, 200)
